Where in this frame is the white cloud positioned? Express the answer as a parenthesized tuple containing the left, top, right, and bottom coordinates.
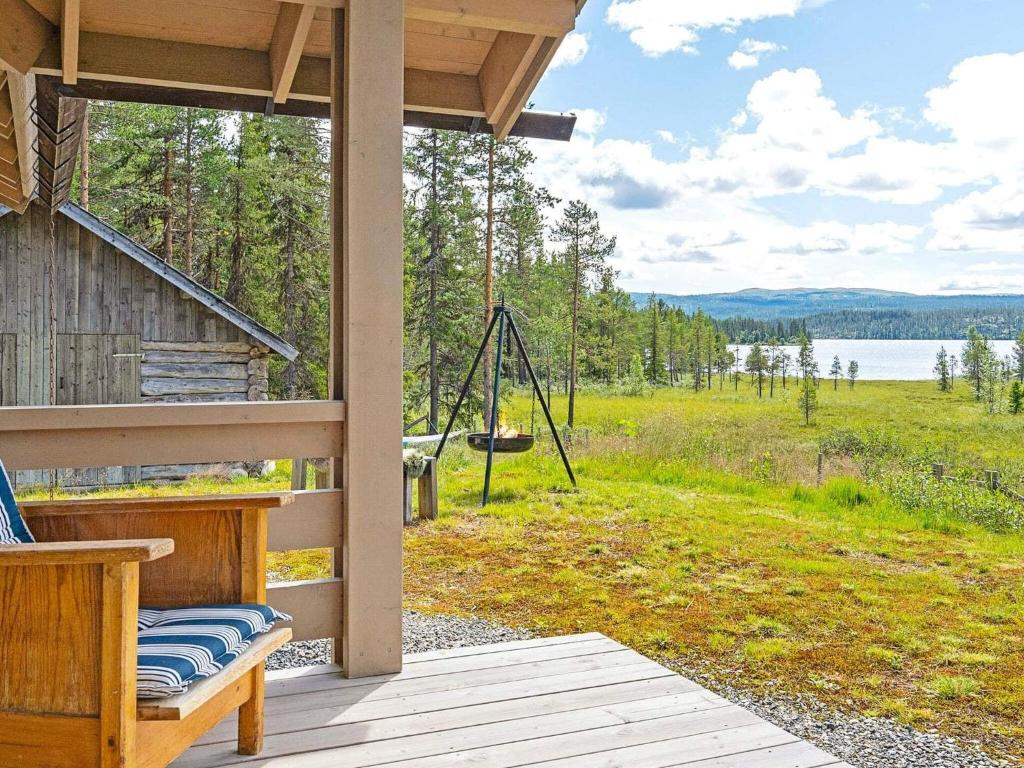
(728, 39, 785, 69)
(728, 52, 760, 70)
(607, 0, 825, 56)
(925, 53, 1024, 153)
(528, 52, 1024, 293)
(571, 108, 606, 136)
(929, 183, 1024, 252)
(551, 32, 589, 69)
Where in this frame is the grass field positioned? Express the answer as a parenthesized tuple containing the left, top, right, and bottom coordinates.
(402, 381, 1024, 761)
(20, 380, 1024, 760)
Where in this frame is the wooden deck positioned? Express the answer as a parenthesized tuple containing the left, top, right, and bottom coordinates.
(173, 633, 852, 768)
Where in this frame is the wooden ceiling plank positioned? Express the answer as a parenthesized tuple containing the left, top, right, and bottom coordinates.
(404, 67, 484, 116)
(35, 31, 274, 96)
(0, 0, 56, 74)
(0, 138, 17, 165)
(61, 0, 79, 83)
(405, 0, 575, 37)
(270, 2, 317, 103)
(0, 90, 12, 129)
(479, 31, 542, 128)
(406, 31, 492, 66)
(0, 187, 29, 213)
(35, 34, 485, 116)
(492, 34, 561, 140)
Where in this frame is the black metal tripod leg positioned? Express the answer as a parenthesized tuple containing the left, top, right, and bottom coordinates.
(507, 314, 577, 487)
(482, 310, 506, 506)
(434, 309, 503, 461)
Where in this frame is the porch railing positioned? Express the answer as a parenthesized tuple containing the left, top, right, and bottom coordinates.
(0, 400, 345, 648)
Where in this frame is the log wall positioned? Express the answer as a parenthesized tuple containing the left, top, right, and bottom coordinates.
(0, 202, 278, 487)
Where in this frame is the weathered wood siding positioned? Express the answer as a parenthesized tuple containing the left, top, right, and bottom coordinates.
(0, 203, 276, 487)
(1, 203, 249, 355)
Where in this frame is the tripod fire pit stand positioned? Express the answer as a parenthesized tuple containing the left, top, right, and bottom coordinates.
(435, 299, 577, 506)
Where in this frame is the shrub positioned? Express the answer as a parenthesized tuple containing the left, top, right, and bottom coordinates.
(824, 477, 873, 508)
(885, 473, 1024, 533)
(928, 675, 982, 700)
(866, 645, 904, 669)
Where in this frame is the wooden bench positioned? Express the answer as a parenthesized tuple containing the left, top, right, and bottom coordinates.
(0, 493, 294, 768)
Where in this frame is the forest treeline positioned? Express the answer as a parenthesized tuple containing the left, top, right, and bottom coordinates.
(718, 308, 1024, 343)
(76, 104, 767, 429)
(78, 104, 1020, 432)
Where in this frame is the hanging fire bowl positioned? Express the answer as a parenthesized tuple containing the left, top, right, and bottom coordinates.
(467, 432, 536, 454)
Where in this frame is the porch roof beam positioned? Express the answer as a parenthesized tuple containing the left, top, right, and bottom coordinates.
(61, 0, 80, 84)
(33, 32, 485, 116)
(405, 0, 576, 37)
(479, 32, 543, 136)
(0, 0, 54, 74)
(270, 2, 317, 104)
(47, 77, 578, 141)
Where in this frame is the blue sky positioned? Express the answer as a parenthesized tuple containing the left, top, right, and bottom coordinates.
(525, 0, 1024, 296)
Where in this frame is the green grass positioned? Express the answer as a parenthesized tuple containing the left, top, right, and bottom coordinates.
(401, 382, 1024, 761)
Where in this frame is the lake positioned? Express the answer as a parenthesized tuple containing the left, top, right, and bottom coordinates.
(735, 339, 1018, 381)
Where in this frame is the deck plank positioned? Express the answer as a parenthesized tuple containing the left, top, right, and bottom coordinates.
(194, 656, 679, 749)
(173, 634, 844, 768)
(263, 636, 628, 698)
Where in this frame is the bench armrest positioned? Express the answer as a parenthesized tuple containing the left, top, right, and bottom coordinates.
(21, 492, 294, 519)
(0, 538, 174, 566)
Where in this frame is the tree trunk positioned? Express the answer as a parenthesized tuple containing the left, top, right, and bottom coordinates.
(282, 207, 298, 399)
(225, 131, 245, 306)
(427, 132, 440, 432)
(567, 235, 581, 429)
(162, 137, 174, 265)
(183, 116, 195, 275)
(79, 108, 90, 211)
(482, 140, 495, 430)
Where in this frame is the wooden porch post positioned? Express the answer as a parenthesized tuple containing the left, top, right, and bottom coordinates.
(331, 0, 405, 677)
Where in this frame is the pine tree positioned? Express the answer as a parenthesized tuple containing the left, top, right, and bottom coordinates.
(934, 346, 952, 392)
(405, 129, 482, 430)
(767, 339, 781, 397)
(745, 343, 768, 398)
(1009, 381, 1024, 415)
(645, 295, 663, 385)
(798, 377, 817, 425)
(961, 326, 993, 401)
(551, 200, 615, 429)
(1013, 330, 1024, 383)
(796, 332, 815, 383)
(847, 360, 859, 389)
(829, 355, 843, 390)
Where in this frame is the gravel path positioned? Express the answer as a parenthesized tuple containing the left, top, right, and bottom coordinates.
(719, 687, 1017, 768)
(266, 612, 1017, 768)
(266, 609, 532, 671)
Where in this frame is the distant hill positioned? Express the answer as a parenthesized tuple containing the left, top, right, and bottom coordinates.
(630, 288, 1024, 340)
(631, 288, 1024, 318)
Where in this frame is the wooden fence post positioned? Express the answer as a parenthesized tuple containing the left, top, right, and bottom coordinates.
(932, 463, 944, 480)
(986, 470, 1000, 490)
(418, 456, 439, 521)
(816, 453, 824, 486)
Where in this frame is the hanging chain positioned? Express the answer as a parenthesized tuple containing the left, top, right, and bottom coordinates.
(48, 211, 58, 499)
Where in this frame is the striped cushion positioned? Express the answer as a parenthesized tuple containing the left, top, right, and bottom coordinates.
(137, 604, 290, 699)
(0, 460, 34, 544)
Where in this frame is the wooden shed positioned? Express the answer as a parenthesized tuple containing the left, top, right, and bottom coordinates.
(0, 199, 298, 486)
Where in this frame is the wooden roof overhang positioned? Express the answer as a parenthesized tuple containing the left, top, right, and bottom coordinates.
(0, 0, 585, 211)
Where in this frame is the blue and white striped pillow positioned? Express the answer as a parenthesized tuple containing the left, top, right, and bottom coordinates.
(137, 604, 290, 698)
(0, 460, 34, 544)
